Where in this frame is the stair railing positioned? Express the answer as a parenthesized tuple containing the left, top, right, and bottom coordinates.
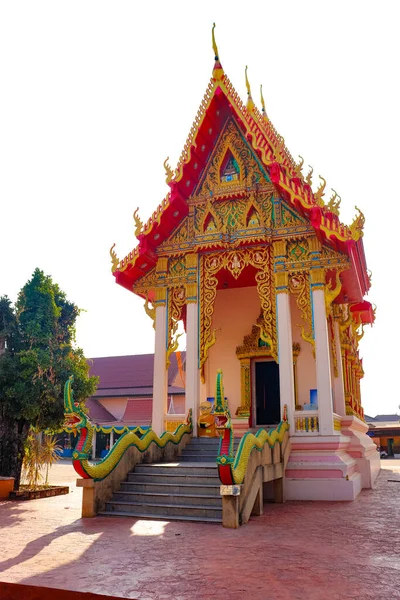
(214, 370, 290, 527)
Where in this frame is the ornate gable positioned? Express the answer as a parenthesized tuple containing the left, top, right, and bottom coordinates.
(195, 118, 270, 199)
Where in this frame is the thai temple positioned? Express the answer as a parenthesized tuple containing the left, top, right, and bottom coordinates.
(100, 25, 380, 513)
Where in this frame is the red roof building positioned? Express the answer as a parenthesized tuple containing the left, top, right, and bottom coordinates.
(87, 352, 186, 427)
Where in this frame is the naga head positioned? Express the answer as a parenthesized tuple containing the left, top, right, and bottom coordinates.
(64, 375, 87, 431)
(213, 369, 230, 433)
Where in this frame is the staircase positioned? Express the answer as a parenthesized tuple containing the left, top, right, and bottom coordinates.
(99, 437, 240, 523)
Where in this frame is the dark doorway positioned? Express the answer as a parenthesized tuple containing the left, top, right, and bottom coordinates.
(388, 438, 394, 457)
(255, 361, 280, 425)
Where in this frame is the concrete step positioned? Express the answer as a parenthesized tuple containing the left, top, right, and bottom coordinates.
(104, 500, 222, 520)
(128, 473, 219, 486)
(180, 448, 219, 454)
(179, 455, 216, 463)
(188, 439, 241, 447)
(120, 481, 220, 496)
(113, 491, 222, 507)
(98, 510, 222, 524)
(134, 463, 218, 476)
(188, 438, 221, 445)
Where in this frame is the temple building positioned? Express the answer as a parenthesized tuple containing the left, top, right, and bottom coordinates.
(110, 27, 379, 501)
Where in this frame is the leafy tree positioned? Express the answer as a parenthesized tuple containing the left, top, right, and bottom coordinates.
(0, 269, 97, 488)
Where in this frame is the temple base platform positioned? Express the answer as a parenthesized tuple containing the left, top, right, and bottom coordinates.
(284, 432, 377, 501)
(341, 415, 380, 488)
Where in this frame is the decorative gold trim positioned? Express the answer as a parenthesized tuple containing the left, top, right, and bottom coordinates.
(109, 243, 120, 273)
(292, 342, 301, 408)
(288, 273, 315, 354)
(166, 287, 186, 369)
(236, 312, 273, 360)
(133, 209, 143, 237)
(155, 287, 167, 305)
(236, 358, 251, 418)
(275, 271, 289, 293)
(144, 295, 156, 329)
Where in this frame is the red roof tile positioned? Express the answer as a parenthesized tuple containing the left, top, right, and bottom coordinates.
(89, 352, 185, 397)
(121, 398, 152, 426)
(85, 398, 115, 423)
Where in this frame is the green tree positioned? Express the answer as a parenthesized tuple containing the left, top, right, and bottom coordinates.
(0, 269, 97, 488)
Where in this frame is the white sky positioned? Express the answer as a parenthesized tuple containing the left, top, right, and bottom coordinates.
(1, 1, 399, 417)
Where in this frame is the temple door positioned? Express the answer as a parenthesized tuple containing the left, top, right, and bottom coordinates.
(254, 361, 280, 426)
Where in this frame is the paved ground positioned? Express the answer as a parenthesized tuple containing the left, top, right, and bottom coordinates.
(1, 460, 400, 600)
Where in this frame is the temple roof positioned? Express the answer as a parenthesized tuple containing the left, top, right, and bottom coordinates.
(112, 26, 371, 308)
(89, 352, 185, 398)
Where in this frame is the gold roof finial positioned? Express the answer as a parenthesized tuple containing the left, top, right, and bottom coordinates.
(164, 157, 174, 184)
(211, 23, 224, 80)
(133, 208, 143, 238)
(260, 84, 269, 122)
(109, 243, 120, 273)
(245, 66, 254, 111)
(212, 23, 219, 60)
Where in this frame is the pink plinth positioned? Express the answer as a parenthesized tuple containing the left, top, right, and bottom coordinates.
(341, 415, 380, 488)
(285, 435, 363, 501)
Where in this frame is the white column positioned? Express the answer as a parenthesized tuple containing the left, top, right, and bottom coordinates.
(312, 287, 334, 435)
(333, 320, 346, 416)
(276, 291, 295, 431)
(186, 301, 200, 436)
(110, 430, 114, 447)
(152, 304, 168, 435)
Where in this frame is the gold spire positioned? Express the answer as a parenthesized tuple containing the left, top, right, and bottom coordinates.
(212, 23, 224, 80)
(245, 66, 254, 111)
(212, 23, 219, 59)
(260, 84, 269, 122)
(109, 243, 120, 273)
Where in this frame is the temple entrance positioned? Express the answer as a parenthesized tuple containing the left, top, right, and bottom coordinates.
(254, 360, 280, 426)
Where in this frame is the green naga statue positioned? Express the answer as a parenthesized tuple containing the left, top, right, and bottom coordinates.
(63, 375, 192, 481)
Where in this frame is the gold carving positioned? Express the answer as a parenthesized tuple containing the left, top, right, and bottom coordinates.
(144, 295, 156, 329)
(199, 248, 277, 380)
(186, 282, 198, 302)
(310, 268, 325, 288)
(212, 22, 219, 59)
(237, 358, 251, 418)
(314, 175, 326, 206)
(185, 253, 198, 269)
(292, 342, 301, 408)
(349, 206, 365, 241)
(307, 236, 322, 255)
(275, 272, 289, 292)
(109, 243, 120, 273)
(133, 209, 143, 237)
(196, 119, 268, 198)
(155, 287, 167, 304)
(236, 312, 273, 360)
(327, 189, 341, 216)
(255, 250, 277, 361)
(289, 273, 315, 354)
(164, 157, 174, 184)
(325, 270, 342, 316)
(273, 240, 287, 258)
(166, 287, 186, 369)
(294, 155, 304, 179)
(305, 165, 313, 186)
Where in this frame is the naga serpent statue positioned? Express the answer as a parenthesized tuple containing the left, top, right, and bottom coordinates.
(64, 375, 192, 481)
(214, 369, 289, 485)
